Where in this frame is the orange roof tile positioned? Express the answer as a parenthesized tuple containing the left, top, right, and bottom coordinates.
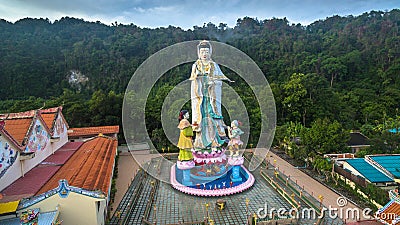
(0, 107, 65, 147)
(68, 126, 119, 138)
(0, 110, 35, 120)
(36, 136, 117, 196)
(39, 107, 61, 114)
(3, 118, 33, 145)
(39, 106, 69, 131)
(377, 201, 400, 225)
(40, 113, 57, 131)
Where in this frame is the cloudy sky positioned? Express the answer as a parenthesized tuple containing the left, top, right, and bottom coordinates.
(0, 0, 398, 29)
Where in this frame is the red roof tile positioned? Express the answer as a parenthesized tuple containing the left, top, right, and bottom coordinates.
(37, 136, 117, 196)
(42, 143, 82, 165)
(0, 142, 82, 202)
(1, 165, 61, 201)
(56, 141, 84, 151)
(68, 126, 119, 138)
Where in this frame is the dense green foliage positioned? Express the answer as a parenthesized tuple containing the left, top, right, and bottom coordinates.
(1, 10, 400, 150)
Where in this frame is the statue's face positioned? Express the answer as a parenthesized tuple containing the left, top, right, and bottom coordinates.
(231, 120, 237, 127)
(199, 47, 210, 61)
(184, 112, 189, 119)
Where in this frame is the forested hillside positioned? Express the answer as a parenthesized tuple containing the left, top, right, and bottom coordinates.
(0, 10, 399, 153)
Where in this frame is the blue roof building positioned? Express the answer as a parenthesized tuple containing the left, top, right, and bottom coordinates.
(388, 128, 400, 133)
(344, 158, 394, 184)
(368, 155, 400, 181)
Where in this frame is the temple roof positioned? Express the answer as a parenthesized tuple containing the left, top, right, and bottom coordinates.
(0, 209, 58, 224)
(0, 136, 117, 202)
(37, 136, 117, 196)
(68, 125, 119, 138)
(377, 200, 400, 225)
(40, 106, 69, 132)
(40, 113, 57, 132)
(0, 142, 82, 203)
(0, 106, 65, 149)
(2, 118, 32, 146)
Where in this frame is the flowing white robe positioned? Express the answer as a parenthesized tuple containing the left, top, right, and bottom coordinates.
(190, 59, 228, 149)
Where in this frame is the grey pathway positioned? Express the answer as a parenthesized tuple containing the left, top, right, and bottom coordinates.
(266, 150, 370, 223)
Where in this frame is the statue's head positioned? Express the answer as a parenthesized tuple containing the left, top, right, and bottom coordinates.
(179, 110, 189, 121)
(231, 120, 242, 128)
(197, 40, 212, 61)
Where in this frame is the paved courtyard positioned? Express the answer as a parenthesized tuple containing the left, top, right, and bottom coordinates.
(147, 166, 291, 224)
(110, 153, 346, 225)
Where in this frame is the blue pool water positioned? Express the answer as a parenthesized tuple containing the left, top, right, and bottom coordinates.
(175, 165, 250, 190)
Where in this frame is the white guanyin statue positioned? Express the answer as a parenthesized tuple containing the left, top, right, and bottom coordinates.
(171, 40, 255, 196)
(190, 40, 232, 149)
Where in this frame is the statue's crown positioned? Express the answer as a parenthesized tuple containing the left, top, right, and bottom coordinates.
(198, 40, 211, 49)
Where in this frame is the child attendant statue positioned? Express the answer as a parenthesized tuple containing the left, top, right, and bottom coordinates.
(227, 120, 244, 157)
(177, 110, 194, 161)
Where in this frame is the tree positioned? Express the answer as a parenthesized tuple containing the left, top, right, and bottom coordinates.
(282, 73, 310, 125)
(321, 57, 347, 87)
(56, 89, 90, 127)
(1, 10, 400, 152)
(312, 155, 332, 181)
(88, 90, 123, 126)
(301, 118, 349, 155)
